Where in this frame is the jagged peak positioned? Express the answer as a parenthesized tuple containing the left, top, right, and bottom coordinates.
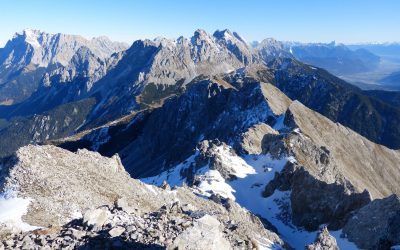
(258, 37, 282, 46)
(213, 29, 233, 38)
(213, 29, 248, 46)
(12, 29, 45, 48)
(191, 29, 215, 45)
(213, 29, 245, 43)
(14, 28, 42, 38)
(193, 28, 209, 37)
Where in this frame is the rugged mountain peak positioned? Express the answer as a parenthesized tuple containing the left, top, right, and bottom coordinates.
(192, 28, 211, 41)
(213, 29, 246, 44)
(213, 29, 253, 64)
(256, 37, 292, 63)
(190, 29, 225, 63)
(17, 29, 43, 48)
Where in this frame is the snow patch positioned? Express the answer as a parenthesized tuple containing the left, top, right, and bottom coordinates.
(144, 184, 159, 195)
(23, 29, 41, 48)
(213, 145, 256, 178)
(273, 115, 287, 131)
(196, 169, 236, 200)
(142, 144, 359, 249)
(0, 191, 39, 232)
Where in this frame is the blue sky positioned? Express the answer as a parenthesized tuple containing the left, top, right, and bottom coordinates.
(0, 0, 399, 46)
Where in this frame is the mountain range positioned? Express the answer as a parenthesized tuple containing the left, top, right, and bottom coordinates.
(0, 29, 400, 250)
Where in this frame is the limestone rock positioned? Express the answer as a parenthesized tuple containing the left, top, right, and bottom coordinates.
(115, 197, 136, 214)
(171, 215, 231, 250)
(83, 207, 111, 230)
(306, 227, 338, 250)
(108, 226, 126, 238)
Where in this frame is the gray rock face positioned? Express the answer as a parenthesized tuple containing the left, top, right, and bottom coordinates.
(343, 194, 400, 249)
(306, 227, 338, 250)
(213, 29, 254, 65)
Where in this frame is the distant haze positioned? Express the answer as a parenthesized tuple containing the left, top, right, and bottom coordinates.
(0, 0, 399, 46)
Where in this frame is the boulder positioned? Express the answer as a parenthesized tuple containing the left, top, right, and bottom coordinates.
(170, 214, 231, 250)
(115, 197, 136, 214)
(83, 207, 111, 230)
(108, 226, 126, 238)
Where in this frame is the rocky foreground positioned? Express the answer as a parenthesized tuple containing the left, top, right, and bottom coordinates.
(0, 145, 287, 250)
(1, 200, 260, 249)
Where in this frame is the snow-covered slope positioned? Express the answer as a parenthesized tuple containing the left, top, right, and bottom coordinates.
(142, 141, 358, 250)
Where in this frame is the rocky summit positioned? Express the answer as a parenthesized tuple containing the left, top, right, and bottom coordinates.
(0, 25, 400, 250)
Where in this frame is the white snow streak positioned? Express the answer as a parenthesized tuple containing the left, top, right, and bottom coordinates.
(0, 191, 39, 232)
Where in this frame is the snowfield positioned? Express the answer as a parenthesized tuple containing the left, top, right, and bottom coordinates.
(0, 191, 39, 232)
(142, 144, 358, 250)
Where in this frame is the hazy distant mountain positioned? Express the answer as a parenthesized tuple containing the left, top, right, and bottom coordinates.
(348, 42, 400, 59)
(283, 41, 380, 75)
(0, 29, 128, 105)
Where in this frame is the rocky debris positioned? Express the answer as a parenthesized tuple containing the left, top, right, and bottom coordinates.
(0, 145, 166, 227)
(0, 201, 267, 250)
(306, 227, 338, 250)
(343, 194, 400, 249)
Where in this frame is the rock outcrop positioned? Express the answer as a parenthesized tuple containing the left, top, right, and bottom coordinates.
(306, 227, 338, 250)
(342, 195, 400, 249)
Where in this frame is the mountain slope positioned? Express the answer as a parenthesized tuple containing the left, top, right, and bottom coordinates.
(49, 73, 400, 249)
(264, 58, 400, 149)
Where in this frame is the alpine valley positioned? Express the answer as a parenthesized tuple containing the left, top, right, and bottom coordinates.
(0, 28, 399, 250)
